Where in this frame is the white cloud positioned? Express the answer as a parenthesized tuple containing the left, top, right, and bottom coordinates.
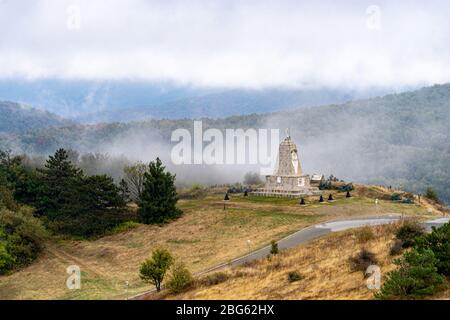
(0, 0, 450, 88)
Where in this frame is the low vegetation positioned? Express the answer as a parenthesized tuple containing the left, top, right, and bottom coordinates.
(140, 248, 174, 292)
(270, 240, 279, 256)
(287, 271, 304, 283)
(376, 248, 446, 299)
(394, 220, 425, 248)
(0, 205, 46, 274)
(165, 222, 449, 300)
(166, 261, 194, 293)
(0, 175, 444, 299)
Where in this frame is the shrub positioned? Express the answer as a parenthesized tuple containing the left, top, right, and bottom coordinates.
(47, 209, 137, 238)
(356, 227, 375, 243)
(349, 248, 378, 275)
(0, 186, 19, 211)
(395, 221, 425, 248)
(270, 240, 279, 255)
(390, 239, 404, 256)
(424, 187, 440, 203)
(166, 261, 194, 293)
(139, 248, 173, 292)
(376, 249, 446, 300)
(0, 240, 15, 273)
(287, 271, 304, 283)
(415, 222, 450, 276)
(0, 206, 46, 274)
(390, 194, 402, 201)
(202, 272, 229, 286)
(178, 184, 206, 200)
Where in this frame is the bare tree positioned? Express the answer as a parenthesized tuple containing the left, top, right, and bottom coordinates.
(123, 161, 147, 201)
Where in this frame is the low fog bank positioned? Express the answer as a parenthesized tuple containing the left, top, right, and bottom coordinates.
(3, 84, 449, 202)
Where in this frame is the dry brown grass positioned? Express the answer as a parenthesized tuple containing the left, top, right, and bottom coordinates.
(0, 185, 438, 300)
(166, 224, 402, 300)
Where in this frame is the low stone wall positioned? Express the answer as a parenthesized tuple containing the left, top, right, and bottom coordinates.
(251, 188, 322, 198)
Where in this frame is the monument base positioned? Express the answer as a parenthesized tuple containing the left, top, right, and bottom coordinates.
(251, 187, 322, 198)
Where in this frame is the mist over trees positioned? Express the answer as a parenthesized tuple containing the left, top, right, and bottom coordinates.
(0, 83, 449, 204)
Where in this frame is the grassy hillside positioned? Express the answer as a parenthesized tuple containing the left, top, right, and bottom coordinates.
(165, 224, 449, 300)
(0, 101, 73, 134)
(1, 83, 449, 203)
(0, 185, 441, 300)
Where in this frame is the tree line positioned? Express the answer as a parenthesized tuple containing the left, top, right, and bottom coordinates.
(0, 148, 182, 273)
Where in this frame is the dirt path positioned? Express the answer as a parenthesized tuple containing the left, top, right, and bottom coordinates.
(45, 245, 107, 279)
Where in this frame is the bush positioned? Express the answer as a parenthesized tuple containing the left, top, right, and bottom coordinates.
(376, 249, 446, 300)
(0, 240, 15, 272)
(0, 207, 46, 274)
(166, 261, 194, 293)
(390, 193, 402, 201)
(287, 271, 304, 283)
(390, 239, 404, 256)
(356, 227, 375, 243)
(395, 221, 425, 248)
(415, 222, 450, 276)
(270, 240, 279, 255)
(46, 209, 137, 238)
(178, 184, 207, 200)
(0, 186, 19, 211)
(424, 187, 440, 203)
(202, 272, 229, 286)
(349, 248, 378, 275)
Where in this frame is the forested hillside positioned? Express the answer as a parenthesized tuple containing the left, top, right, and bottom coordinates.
(0, 84, 449, 203)
(0, 101, 73, 133)
(75, 87, 385, 123)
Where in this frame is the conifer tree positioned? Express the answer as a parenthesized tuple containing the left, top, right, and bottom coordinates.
(138, 158, 182, 224)
(36, 148, 83, 216)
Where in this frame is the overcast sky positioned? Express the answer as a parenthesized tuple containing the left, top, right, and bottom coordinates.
(1, 0, 450, 89)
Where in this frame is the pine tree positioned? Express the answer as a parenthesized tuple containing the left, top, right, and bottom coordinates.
(36, 148, 83, 216)
(375, 249, 446, 299)
(138, 158, 182, 224)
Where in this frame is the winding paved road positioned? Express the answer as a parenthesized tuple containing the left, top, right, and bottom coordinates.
(203, 215, 449, 273)
(133, 215, 449, 299)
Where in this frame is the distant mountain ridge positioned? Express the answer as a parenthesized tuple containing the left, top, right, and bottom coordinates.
(0, 79, 395, 123)
(0, 83, 449, 204)
(74, 87, 392, 123)
(0, 101, 74, 133)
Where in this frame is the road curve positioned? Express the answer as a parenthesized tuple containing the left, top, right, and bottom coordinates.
(132, 215, 449, 299)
